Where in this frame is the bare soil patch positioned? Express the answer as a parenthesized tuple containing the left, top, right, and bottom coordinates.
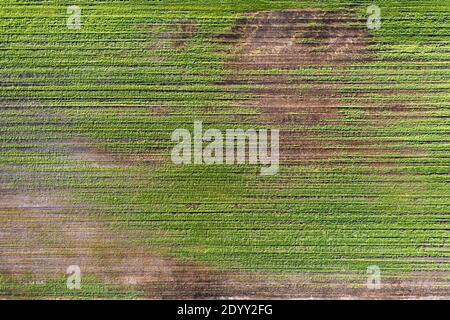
(223, 9, 371, 127)
(0, 138, 231, 299)
(1, 193, 447, 298)
(225, 10, 369, 70)
(0, 197, 235, 299)
(64, 138, 166, 167)
(214, 10, 449, 299)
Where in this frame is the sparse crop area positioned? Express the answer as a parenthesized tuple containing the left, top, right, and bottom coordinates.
(0, 0, 449, 299)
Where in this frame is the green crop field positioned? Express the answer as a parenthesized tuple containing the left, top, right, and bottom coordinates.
(0, 0, 449, 299)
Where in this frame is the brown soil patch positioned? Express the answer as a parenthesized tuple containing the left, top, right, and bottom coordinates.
(65, 138, 166, 167)
(221, 10, 403, 167)
(225, 10, 369, 70)
(149, 19, 198, 50)
(223, 9, 371, 127)
(0, 196, 234, 299)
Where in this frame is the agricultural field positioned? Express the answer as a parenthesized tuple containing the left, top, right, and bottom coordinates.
(0, 0, 449, 299)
